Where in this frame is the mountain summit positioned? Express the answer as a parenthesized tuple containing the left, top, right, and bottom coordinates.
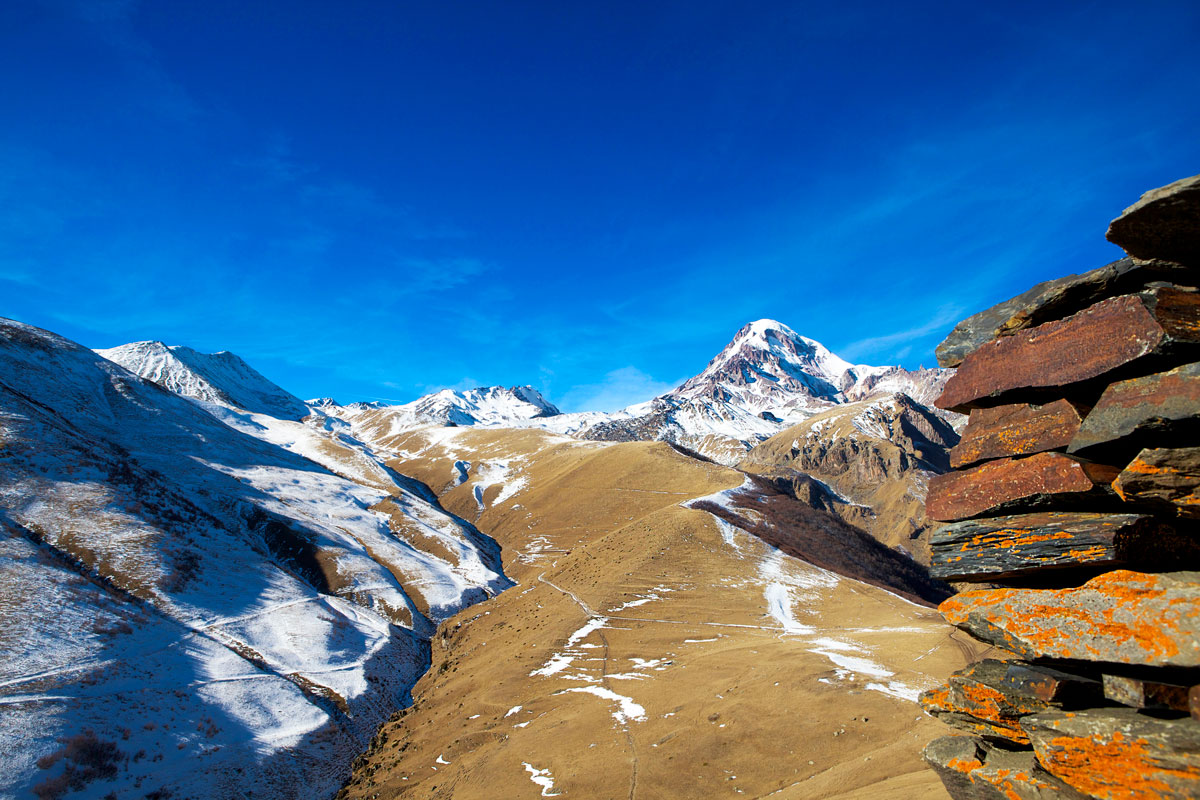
(96, 340, 310, 420)
(673, 319, 863, 409)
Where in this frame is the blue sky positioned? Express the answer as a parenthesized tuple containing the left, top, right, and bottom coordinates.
(2, 1, 1198, 411)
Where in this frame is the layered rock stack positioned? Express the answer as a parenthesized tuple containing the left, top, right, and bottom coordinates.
(918, 174, 1200, 800)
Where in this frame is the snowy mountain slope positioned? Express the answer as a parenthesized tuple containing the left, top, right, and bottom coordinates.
(383, 385, 559, 427)
(0, 318, 510, 800)
(96, 339, 310, 420)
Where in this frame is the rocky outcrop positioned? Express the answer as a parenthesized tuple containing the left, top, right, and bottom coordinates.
(1106, 173, 1200, 267)
(739, 392, 960, 561)
(921, 174, 1200, 800)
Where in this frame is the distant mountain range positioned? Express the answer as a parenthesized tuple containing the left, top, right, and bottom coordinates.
(301, 319, 954, 466)
(0, 313, 959, 798)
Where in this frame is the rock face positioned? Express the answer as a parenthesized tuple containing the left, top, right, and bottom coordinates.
(934, 257, 1191, 369)
(940, 571, 1200, 667)
(1023, 708, 1200, 800)
(1068, 362, 1200, 460)
(928, 512, 1180, 582)
(924, 736, 1091, 800)
(920, 174, 1200, 800)
(1113, 447, 1200, 519)
(952, 400, 1084, 469)
(936, 286, 1200, 414)
(1106, 173, 1200, 267)
(926, 453, 1119, 522)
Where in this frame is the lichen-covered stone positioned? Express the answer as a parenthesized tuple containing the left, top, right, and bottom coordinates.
(934, 257, 1192, 368)
(939, 570, 1200, 667)
(1069, 362, 1200, 460)
(1107, 173, 1200, 267)
(1023, 707, 1200, 800)
(924, 736, 1091, 800)
(1113, 447, 1200, 519)
(927, 453, 1119, 522)
(935, 286, 1200, 413)
(929, 512, 1178, 582)
(952, 400, 1084, 469)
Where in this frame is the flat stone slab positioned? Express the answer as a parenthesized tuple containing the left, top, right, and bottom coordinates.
(1103, 673, 1195, 713)
(1069, 362, 1200, 460)
(998, 662, 1104, 706)
(952, 400, 1084, 469)
(1114, 447, 1200, 519)
(1023, 707, 1200, 800)
(927, 452, 1119, 522)
(929, 512, 1178, 582)
(935, 286, 1200, 413)
(1107, 173, 1200, 267)
(924, 735, 1091, 800)
(934, 258, 1191, 368)
(939, 570, 1200, 666)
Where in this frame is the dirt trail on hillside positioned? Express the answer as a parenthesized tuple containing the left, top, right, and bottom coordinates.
(338, 429, 979, 799)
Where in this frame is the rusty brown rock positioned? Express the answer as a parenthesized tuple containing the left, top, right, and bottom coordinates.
(952, 400, 1085, 469)
(927, 453, 1120, 522)
(935, 286, 1200, 413)
(939, 570, 1200, 667)
(934, 257, 1193, 368)
(1022, 708, 1200, 800)
(924, 736, 1091, 800)
(1107, 173, 1200, 267)
(1069, 362, 1200, 460)
(998, 662, 1105, 706)
(929, 512, 1181, 582)
(1102, 674, 1194, 713)
(1113, 447, 1200, 519)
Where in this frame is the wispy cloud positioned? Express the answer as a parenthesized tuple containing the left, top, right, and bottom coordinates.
(557, 366, 680, 413)
(836, 304, 966, 363)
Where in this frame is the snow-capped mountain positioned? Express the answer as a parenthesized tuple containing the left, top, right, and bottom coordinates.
(392, 385, 560, 426)
(570, 320, 954, 464)
(316, 385, 561, 443)
(96, 340, 310, 420)
(1, 318, 510, 800)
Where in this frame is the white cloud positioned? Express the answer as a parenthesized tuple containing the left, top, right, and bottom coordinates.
(558, 366, 680, 413)
(836, 304, 965, 362)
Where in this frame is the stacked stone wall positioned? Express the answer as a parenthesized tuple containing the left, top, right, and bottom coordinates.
(921, 174, 1200, 800)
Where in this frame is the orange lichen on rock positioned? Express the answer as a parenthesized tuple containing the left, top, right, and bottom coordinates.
(939, 570, 1200, 666)
(1024, 709, 1200, 800)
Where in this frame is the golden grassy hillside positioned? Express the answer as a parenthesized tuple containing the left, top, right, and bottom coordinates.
(339, 427, 986, 799)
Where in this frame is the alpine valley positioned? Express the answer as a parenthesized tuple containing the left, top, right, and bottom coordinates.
(0, 316, 980, 800)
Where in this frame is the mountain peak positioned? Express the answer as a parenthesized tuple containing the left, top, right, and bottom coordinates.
(673, 320, 860, 409)
(97, 341, 309, 420)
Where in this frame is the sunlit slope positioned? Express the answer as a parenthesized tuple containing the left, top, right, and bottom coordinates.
(340, 428, 982, 799)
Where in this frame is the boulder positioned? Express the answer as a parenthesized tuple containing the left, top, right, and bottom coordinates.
(1113, 447, 1200, 519)
(924, 736, 1091, 800)
(927, 452, 1119, 522)
(952, 400, 1084, 469)
(1069, 362, 1200, 460)
(1023, 707, 1200, 800)
(935, 286, 1200, 413)
(1107, 174, 1200, 267)
(934, 258, 1191, 368)
(939, 570, 1200, 667)
(929, 512, 1181, 582)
